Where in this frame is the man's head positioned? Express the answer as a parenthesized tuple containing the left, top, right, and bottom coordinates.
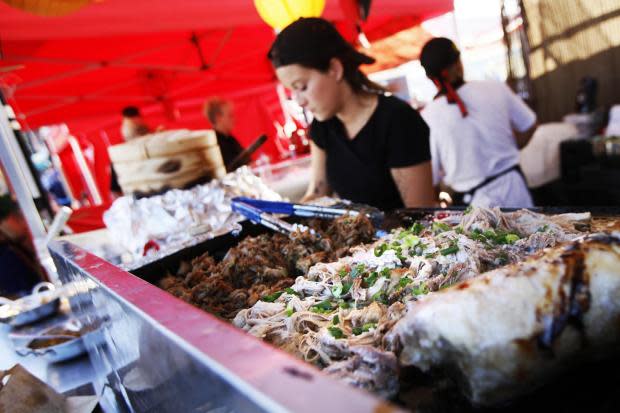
(204, 97, 235, 135)
(120, 106, 150, 140)
(420, 37, 464, 84)
(121, 106, 141, 118)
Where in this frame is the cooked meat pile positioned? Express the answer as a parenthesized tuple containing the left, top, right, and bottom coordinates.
(159, 213, 375, 319)
(234, 207, 595, 399)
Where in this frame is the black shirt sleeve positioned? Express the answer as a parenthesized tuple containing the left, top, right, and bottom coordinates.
(384, 98, 431, 168)
(230, 135, 246, 163)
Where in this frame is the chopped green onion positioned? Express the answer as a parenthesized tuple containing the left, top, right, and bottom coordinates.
(363, 272, 378, 288)
(464, 205, 473, 214)
(350, 263, 366, 279)
(338, 267, 348, 278)
(328, 326, 345, 339)
(338, 301, 350, 309)
(380, 268, 391, 278)
(402, 234, 420, 248)
(399, 277, 413, 288)
(352, 322, 377, 335)
(311, 300, 335, 313)
(261, 291, 283, 302)
(374, 243, 388, 257)
(285, 287, 298, 296)
(332, 314, 340, 325)
(409, 243, 427, 257)
(440, 245, 459, 256)
(410, 222, 424, 235)
(371, 291, 387, 304)
(331, 282, 352, 298)
(286, 307, 294, 317)
(468, 228, 486, 242)
(505, 234, 519, 244)
(362, 322, 376, 332)
(472, 229, 522, 245)
(432, 221, 451, 234)
(411, 284, 429, 296)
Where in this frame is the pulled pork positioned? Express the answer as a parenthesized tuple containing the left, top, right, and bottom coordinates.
(159, 213, 375, 319)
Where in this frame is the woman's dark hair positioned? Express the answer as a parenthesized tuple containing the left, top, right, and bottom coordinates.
(420, 37, 461, 80)
(268, 17, 386, 94)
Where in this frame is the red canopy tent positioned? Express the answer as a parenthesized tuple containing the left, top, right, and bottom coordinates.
(0, 0, 452, 137)
(0, 0, 452, 229)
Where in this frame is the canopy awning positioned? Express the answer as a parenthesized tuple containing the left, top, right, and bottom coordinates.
(0, 0, 452, 150)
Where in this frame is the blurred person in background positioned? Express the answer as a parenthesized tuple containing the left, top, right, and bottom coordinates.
(111, 106, 154, 196)
(203, 97, 247, 171)
(120, 105, 152, 141)
(268, 18, 435, 210)
(0, 195, 46, 298)
(420, 37, 536, 207)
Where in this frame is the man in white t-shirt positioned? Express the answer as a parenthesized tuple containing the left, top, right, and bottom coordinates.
(419, 37, 537, 207)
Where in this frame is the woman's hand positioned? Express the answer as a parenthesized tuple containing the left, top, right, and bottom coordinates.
(301, 142, 332, 202)
(391, 161, 436, 207)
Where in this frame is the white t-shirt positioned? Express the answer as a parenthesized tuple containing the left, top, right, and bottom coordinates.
(421, 81, 536, 207)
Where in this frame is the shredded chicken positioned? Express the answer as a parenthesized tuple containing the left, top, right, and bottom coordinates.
(234, 207, 594, 398)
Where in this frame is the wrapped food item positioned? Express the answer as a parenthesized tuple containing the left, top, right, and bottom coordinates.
(102, 166, 282, 262)
(389, 232, 620, 406)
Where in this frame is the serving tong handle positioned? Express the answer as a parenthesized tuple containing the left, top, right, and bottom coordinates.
(231, 199, 311, 236)
(232, 197, 358, 219)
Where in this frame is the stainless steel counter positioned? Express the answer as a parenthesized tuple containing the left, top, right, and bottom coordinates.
(49, 240, 404, 413)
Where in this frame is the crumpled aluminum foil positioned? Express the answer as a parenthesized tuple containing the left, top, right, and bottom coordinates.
(102, 167, 283, 270)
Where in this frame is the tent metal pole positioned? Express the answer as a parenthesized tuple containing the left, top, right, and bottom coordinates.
(67, 136, 102, 205)
(0, 95, 58, 283)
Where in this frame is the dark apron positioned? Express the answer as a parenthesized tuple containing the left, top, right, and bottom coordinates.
(452, 164, 526, 206)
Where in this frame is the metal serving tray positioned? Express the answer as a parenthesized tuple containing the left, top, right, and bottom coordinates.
(49, 207, 620, 412)
(49, 239, 403, 413)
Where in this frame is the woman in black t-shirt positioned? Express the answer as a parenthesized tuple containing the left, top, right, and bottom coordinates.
(268, 18, 435, 210)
